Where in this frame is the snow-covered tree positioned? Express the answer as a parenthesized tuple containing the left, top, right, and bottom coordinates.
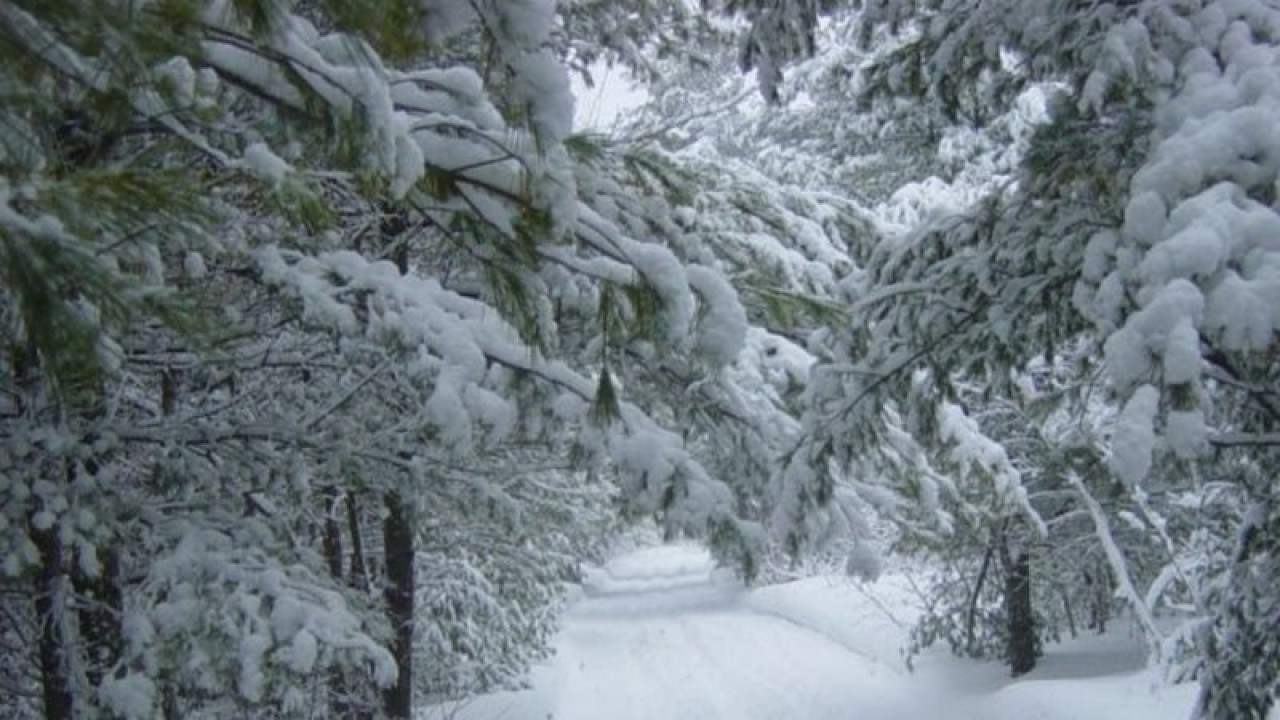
(729, 0, 1280, 710)
(0, 0, 820, 717)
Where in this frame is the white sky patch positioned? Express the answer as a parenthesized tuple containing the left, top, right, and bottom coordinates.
(571, 62, 648, 131)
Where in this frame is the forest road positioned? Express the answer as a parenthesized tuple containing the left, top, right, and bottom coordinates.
(547, 544, 916, 720)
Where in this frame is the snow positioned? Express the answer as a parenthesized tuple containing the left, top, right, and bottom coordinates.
(243, 142, 289, 187)
(1070, 475, 1164, 659)
(238, 631, 271, 701)
(686, 264, 748, 368)
(1088, 0, 1280, 412)
(1162, 318, 1202, 385)
(255, 243, 752, 542)
(424, 543, 1227, 720)
(156, 56, 196, 102)
(1083, 230, 1119, 282)
(18, 0, 1280, 714)
(425, 372, 473, 449)
(1166, 409, 1210, 459)
(1204, 269, 1280, 351)
(288, 629, 319, 674)
(392, 68, 505, 131)
(511, 49, 574, 143)
(0, 2, 103, 91)
(936, 402, 1047, 537)
(1123, 191, 1168, 246)
(615, 234, 695, 350)
(183, 251, 208, 279)
(202, 40, 305, 108)
(98, 672, 157, 720)
(1109, 385, 1160, 487)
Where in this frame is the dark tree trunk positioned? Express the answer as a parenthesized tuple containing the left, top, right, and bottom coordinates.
(964, 543, 995, 656)
(321, 487, 359, 718)
(1060, 586, 1078, 639)
(331, 495, 376, 714)
(161, 688, 180, 720)
(32, 521, 74, 720)
(347, 492, 369, 593)
(1084, 564, 1111, 632)
(68, 447, 121, 704)
(382, 491, 414, 719)
(1006, 549, 1037, 676)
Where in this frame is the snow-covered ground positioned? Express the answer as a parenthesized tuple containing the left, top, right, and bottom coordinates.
(422, 543, 1241, 720)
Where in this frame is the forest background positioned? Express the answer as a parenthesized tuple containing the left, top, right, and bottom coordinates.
(1, 1, 1277, 719)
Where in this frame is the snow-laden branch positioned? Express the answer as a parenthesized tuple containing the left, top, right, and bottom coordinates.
(1208, 432, 1280, 448)
(1069, 473, 1163, 661)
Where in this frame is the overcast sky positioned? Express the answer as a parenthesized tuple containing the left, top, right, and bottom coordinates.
(571, 64, 648, 131)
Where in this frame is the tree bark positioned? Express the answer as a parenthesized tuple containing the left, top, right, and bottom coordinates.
(1084, 565, 1109, 633)
(1060, 586, 1077, 639)
(161, 688, 180, 720)
(347, 492, 368, 593)
(1006, 549, 1037, 676)
(382, 491, 414, 719)
(964, 543, 995, 656)
(32, 521, 74, 720)
(68, 448, 122, 708)
(320, 486, 359, 718)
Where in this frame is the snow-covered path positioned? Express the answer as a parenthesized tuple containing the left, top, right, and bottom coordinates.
(555, 549, 907, 720)
(434, 543, 1209, 720)
(443, 544, 924, 720)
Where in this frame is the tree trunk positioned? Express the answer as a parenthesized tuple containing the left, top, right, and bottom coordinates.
(1006, 549, 1037, 676)
(377, 208, 414, 718)
(1085, 562, 1111, 633)
(161, 688, 180, 720)
(347, 492, 368, 593)
(382, 491, 414, 719)
(1060, 586, 1077, 639)
(964, 543, 995, 656)
(69, 447, 122, 707)
(32, 521, 74, 720)
(321, 487, 359, 718)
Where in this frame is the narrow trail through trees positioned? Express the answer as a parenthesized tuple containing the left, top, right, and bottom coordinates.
(455, 545, 948, 720)
(436, 545, 1218, 720)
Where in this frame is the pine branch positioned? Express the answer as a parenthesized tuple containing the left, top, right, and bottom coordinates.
(825, 303, 987, 426)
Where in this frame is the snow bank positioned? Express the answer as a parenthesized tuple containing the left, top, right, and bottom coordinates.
(742, 573, 919, 672)
(979, 666, 1196, 720)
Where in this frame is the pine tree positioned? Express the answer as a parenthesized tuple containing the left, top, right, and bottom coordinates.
(2, 1, 819, 717)
(722, 0, 1280, 710)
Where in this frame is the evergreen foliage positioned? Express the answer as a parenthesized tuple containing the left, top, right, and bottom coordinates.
(719, 0, 1280, 712)
(0, 0, 815, 717)
(3, 0, 1279, 718)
